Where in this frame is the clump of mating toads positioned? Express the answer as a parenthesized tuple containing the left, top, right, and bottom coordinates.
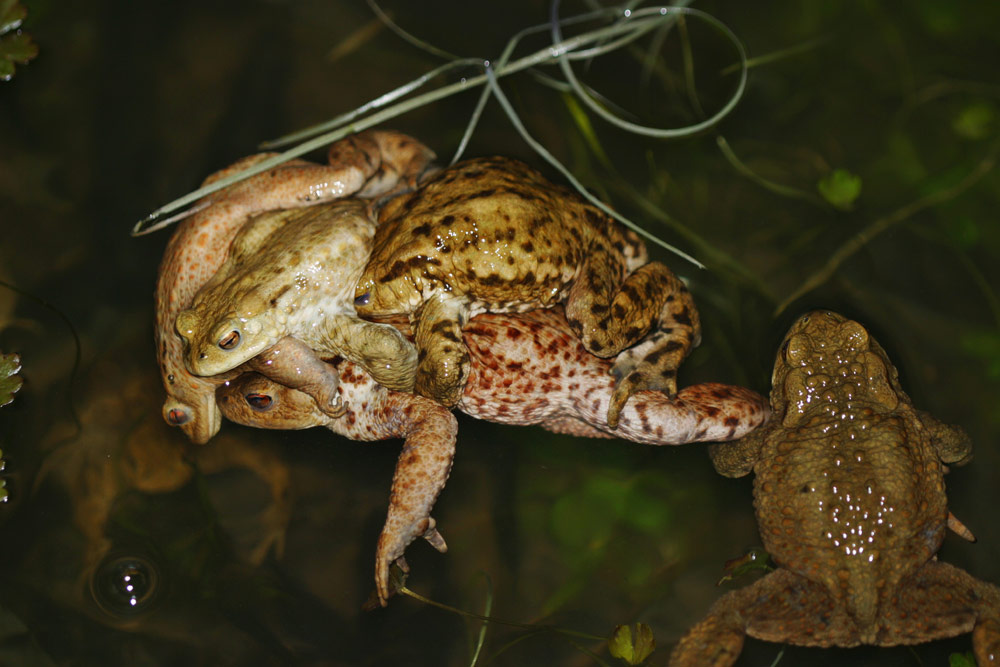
(354, 156, 701, 427)
(155, 130, 434, 444)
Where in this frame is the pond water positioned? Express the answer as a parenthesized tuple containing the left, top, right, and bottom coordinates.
(1, 1, 998, 665)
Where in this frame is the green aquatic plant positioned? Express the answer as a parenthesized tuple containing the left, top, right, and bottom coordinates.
(134, 1, 749, 269)
(816, 168, 862, 211)
(0, 352, 21, 408)
(953, 102, 996, 141)
(608, 623, 655, 665)
(0, 353, 15, 503)
(949, 651, 976, 667)
(775, 136, 999, 315)
(716, 547, 773, 586)
(715, 135, 828, 209)
(0, 0, 37, 81)
(392, 569, 618, 666)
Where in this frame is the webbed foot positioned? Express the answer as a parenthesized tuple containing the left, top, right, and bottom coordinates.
(375, 516, 448, 606)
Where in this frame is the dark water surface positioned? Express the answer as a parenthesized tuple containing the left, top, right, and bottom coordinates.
(1, 1, 999, 665)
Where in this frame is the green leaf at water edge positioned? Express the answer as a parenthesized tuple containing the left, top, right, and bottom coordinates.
(0, 0, 26, 35)
(817, 168, 862, 211)
(608, 623, 655, 665)
(949, 651, 976, 667)
(953, 102, 996, 141)
(0, 352, 21, 407)
(0, 1, 38, 81)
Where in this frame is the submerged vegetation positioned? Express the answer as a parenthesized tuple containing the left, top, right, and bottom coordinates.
(0, 1, 37, 81)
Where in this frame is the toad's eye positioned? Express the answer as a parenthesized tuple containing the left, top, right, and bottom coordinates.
(354, 291, 370, 306)
(245, 393, 274, 411)
(166, 408, 189, 425)
(219, 330, 241, 350)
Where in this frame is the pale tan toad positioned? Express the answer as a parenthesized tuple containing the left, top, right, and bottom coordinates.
(155, 130, 434, 443)
(175, 199, 418, 413)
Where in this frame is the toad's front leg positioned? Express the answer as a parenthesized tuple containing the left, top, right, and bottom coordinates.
(319, 314, 418, 393)
(373, 391, 458, 606)
(412, 295, 472, 407)
(564, 245, 700, 427)
(604, 267, 700, 427)
(248, 336, 345, 418)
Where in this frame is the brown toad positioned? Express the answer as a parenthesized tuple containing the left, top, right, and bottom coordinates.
(156, 130, 434, 444)
(214, 308, 767, 606)
(670, 310, 1000, 666)
(354, 156, 700, 427)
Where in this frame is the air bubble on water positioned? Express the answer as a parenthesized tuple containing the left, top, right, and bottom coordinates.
(90, 555, 161, 617)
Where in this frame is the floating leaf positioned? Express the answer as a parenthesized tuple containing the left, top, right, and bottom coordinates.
(0, 0, 26, 35)
(0, 353, 22, 407)
(817, 168, 862, 211)
(608, 623, 655, 665)
(953, 102, 996, 141)
(717, 547, 773, 585)
(0, 1, 37, 81)
(0, 447, 6, 503)
(949, 651, 976, 667)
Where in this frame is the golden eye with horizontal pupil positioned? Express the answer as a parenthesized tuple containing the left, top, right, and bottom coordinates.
(246, 393, 274, 411)
(218, 330, 241, 350)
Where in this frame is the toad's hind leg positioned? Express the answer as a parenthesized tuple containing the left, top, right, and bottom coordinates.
(565, 244, 700, 427)
(669, 569, 844, 666)
(882, 560, 1000, 661)
(412, 295, 472, 407)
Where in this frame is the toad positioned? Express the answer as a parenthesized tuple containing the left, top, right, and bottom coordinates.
(175, 199, 418, 412)
(214, 308, 768, 606)
(670, 311, 1000, 665)
(155, 130, 434, 444)
(353, 156, 700, 427)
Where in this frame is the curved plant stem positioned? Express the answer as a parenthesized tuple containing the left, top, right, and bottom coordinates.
(485, 64, 703, 266)
(716, 135, 828, 207)
(468, 575, 493, 667)
(134, 0, 748, 270)
(398, 584, 606, 642)
(775, 138, 1000, 316)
